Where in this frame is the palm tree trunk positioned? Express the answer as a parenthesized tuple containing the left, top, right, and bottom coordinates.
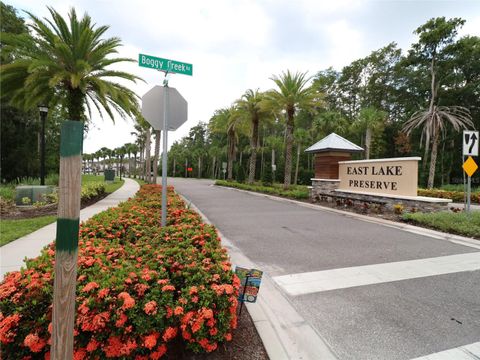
(145, 128, 151, 183)
(173, 158, 176, 177)
(294, 144, 301, 185)
(365, 127, 372, 160)
(227, 132, 235, 181)
(427, 130, 440, 189)
(424, 56, 437, 171)
(198, 156, 201, 178)
(248, 117, 259, 184)
(260, 131, 265, 180)
(284, 110, 294, 189)
(212, 156, 216, 178)
(153, 130, 161, 184)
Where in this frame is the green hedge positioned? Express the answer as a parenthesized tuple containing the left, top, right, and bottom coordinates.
(215, 180, 309, 199)
(418, 188, 480, 204)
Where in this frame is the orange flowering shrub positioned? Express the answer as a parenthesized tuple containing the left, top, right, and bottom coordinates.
(0, 185, 239, 359)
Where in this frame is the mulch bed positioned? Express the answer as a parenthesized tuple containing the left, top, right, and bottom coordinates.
(166, 307, 269, 360)
(1, 193, 109, 220)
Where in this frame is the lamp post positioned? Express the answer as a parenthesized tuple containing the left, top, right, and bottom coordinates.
(38, 105, 49, 185)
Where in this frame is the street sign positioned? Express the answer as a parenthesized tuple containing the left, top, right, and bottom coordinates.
(139, 53, 193, 76)
(222, 162, 227, 170)
(142, 86, 188, 131)
(463, 156, 478, 177)
(463, 130, 479, 156)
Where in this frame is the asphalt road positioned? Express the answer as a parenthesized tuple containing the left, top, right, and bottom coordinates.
(169, 178, 480, 360)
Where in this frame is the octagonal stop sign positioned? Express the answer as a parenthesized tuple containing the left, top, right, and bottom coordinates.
(141, 86, 188, 131)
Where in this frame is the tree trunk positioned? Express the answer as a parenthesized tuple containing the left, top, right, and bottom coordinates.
(272, 149, 276, 182)
(365, 127, 372, 160)
(260, 131, 265, 180)
(227, 132, 235, 181)
(173, 158, 176, 177)
(294, 143, 301, 185)
(185, 158, 188, 178)
(212, 157, 216, 178)
(424, 55, 437, 171)
(248, 116, 259, 184)
(284, 109, 294, 189)
(153, 130, 161, 184)
(198, 156, 201, 178)
(134, 154, 138, 178)
(145, 128, 151, 183)
(427, 130, 440, 189)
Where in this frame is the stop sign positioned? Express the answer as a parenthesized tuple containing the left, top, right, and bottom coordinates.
(141, 86, 188, 131)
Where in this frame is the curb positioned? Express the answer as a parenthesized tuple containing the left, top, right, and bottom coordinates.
(214, 185, 480, 251)
(179, 193, 338, 360)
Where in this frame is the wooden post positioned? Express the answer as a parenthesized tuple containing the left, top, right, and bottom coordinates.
(52, 121, 83, 359)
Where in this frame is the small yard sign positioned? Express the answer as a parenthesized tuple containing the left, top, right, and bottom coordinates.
(235, 266, 263, 303)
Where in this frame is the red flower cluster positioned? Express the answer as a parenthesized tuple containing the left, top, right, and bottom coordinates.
(0, 185, 239, 358)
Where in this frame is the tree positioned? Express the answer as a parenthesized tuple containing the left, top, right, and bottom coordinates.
(402, 17, 474, 188)
(209, 107, 246, 181)
(351, 107, 386, 159)
(236, 89, 271, 184)
(267, 70, 319, 188)
(0, 8, 141, 357)
(402, 106, 473, 188)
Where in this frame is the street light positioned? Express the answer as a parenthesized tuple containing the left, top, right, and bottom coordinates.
(38, 105, 49, 185)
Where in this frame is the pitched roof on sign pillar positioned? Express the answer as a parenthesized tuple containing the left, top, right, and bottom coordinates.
(305, 133, 364, 153)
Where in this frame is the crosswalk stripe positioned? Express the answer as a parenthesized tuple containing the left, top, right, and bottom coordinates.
(410, 342, 480, 359)
(273, 252, 480, 296)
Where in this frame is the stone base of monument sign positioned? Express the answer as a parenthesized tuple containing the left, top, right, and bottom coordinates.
(309, 178, 451, 213)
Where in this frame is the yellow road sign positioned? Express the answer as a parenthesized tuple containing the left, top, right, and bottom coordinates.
(463, 156, 478, 177)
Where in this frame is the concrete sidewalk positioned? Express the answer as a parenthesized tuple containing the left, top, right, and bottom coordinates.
(0, 178, 139, 279)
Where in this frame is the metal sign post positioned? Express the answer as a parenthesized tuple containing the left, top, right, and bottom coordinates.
(140, 53, 191, 227)
(462, 156, 478, 213)
(161, 75, 169, 227)
(462, 131, 479, 214)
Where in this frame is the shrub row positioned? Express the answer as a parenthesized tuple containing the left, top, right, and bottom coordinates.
(418, 188, 480, 204)
(215, 180, 309, 199)
(403, 211, 480, 238)
(0, 184, 239, 359)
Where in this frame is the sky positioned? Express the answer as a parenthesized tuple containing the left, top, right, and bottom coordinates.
(6, 0, 480, 154)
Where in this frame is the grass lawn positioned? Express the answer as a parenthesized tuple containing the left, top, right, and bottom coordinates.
(403, 211, 480, 238)
(0, 215, 57, 246)
(0, 175, 125, 247)
(81, 174, 124, 194)
(133, 177, 147, 186)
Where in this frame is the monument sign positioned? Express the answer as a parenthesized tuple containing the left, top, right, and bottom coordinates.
(338, 157, 421, 197)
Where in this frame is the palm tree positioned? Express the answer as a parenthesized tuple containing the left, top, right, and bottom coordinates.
(99, 147, 110, 171)
(130, 143, 140, 178)
(0, 7, 141, 357)
(351, 107, 386, 159)
(236, 89, 271, 184)
(132, 118, 149, 180)
(209, 107, 246, 181)
(1, 7, 140, 120)
(267, 71, 319, 189)
(402, 106, 473, 188)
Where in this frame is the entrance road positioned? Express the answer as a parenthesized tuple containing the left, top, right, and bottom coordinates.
(170, 178, 480, 360)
